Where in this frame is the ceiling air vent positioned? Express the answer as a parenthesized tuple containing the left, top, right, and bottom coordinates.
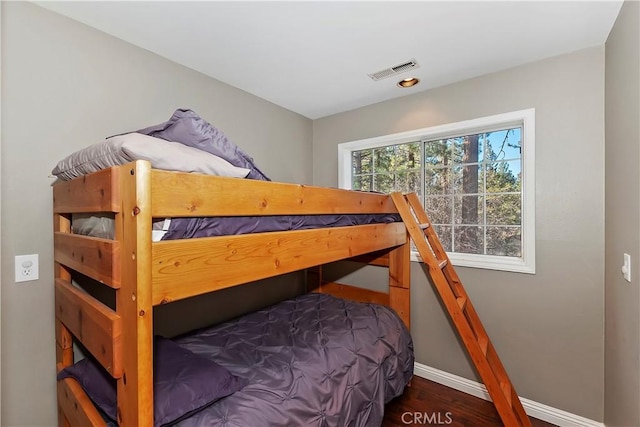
(368, 59, 420, 81)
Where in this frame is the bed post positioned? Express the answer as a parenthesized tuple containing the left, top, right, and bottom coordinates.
(388, 236, 411, 330)
(116, 161, 153, 426)
(54, 212, 74, 427)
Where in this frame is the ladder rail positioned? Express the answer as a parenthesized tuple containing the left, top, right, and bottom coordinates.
(391, 192, 531, 427)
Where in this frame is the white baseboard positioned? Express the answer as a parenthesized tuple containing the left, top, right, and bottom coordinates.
(413, 362, 605, 427)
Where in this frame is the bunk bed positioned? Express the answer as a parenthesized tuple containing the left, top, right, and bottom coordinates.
(53, 159, 414, 426)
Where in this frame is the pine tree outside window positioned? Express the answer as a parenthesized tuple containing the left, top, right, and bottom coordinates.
(338, 109, 535, 274)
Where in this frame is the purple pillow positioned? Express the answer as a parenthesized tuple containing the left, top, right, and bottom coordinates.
(57, 336, 247, 426)
(135, 109, 271, 181)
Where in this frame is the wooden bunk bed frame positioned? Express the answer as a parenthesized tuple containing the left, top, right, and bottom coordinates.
(53, 160, 412, 427)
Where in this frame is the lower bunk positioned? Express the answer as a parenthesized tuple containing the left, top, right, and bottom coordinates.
(58, 292, 414, 426)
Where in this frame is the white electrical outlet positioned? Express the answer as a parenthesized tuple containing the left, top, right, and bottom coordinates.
(15, 254, 39, 283)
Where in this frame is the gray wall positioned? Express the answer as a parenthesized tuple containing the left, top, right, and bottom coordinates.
(0, 2, 312, 425)
(604, 1, 640, 426)
(2, 2, 631, 425)
(314, 48, 606, 420)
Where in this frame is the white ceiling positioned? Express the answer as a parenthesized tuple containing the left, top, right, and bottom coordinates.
(37, 1, 623, 119)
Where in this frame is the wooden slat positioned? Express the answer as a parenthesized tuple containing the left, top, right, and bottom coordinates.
(464, 303, 492, 350)
(117, 160, 154, 427)
(456, 296, 468, 311)
(53, 167, 121, 213)
(389, 239, 411, 330)
(478, 334, 489, 356)
(315, 281, 390, 306)
(54, 233, 121, 288)
(57, 376, 108, 427)
(438, 259, 448, 269)
(389, 286, 411, 330)
(55, 279, 122, 377)
(55, 320, 74, 368)
(152, 222, 406, 305)
(54, 214, 73, 282)
(501, 381, 513, 407)
(55, 319, 73, 350)
(56, 343, 74, 370)
(54, 213, 74, 427)
(150, 169, 398, 217)
(389, 238, 411, 289)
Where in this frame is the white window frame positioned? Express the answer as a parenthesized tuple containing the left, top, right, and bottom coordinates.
(338, 109, 535, 274)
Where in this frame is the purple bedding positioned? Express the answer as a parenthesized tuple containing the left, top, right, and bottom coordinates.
(172, 293, 414, 426)
(163, 214, 401, 240)
(129, 109, 402, 240)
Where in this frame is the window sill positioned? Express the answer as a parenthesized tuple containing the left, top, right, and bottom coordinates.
(410, 251, 535, 274)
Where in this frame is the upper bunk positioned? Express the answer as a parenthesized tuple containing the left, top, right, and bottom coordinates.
(52, 160, 409, 306)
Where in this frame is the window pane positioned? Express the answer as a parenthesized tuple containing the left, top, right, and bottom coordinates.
(486, 227, 521, 257)
(454, 226, 484, 254)
(424, 140, 451, 166)
(375, 174, 394, 194)
(425, 196, 452, 224)
(452, 164, 483, 194)
(425, 167, 451, 195)
(486, 160, 521, 193)
(396, 143, 421, 170)
(450, 134, 483, 165)
(352, 150, 372, 174)
(353, 174, 372, 191)
(454, 195, 484, 225)
(487, 194, 521, 225)
(397, 171, 421, 195)
(434, 225, 452, 252)
(485, 128, 521, 161)
(374, 146, 395, 173)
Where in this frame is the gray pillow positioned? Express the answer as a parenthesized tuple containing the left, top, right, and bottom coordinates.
(135, 109, 271, 181)
(51, 133, 250, 181)
(57, 336, 248, 426)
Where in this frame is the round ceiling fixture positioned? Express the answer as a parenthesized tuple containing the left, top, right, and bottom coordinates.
(397, 77, 420, 88)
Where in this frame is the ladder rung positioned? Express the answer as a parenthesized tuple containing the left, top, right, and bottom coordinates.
(456, 296, 467, 311)
(500, 381, 513, 407)
(438, 259, 448, 269)
(418, 222, 430, 230)
(478, 334, 489, 356)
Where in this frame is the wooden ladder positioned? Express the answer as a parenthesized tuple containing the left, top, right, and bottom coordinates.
(391, 192, 532, 427)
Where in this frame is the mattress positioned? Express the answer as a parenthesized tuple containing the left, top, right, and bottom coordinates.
(72, 213, 401, 241)
(174, 293, 414, 426)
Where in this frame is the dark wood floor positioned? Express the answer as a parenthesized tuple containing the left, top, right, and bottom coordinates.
(382, 376, 556, 427)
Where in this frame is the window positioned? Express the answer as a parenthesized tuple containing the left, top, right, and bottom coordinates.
(338, 109, 535, 274)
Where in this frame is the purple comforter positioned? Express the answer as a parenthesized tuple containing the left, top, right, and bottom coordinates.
(164, 214, 401, 240)
(173, 293, 414, 426)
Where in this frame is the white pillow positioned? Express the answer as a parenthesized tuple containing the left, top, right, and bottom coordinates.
(52, 133, 251, 181)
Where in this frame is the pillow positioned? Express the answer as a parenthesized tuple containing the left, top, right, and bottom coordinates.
(57, 337, 248, 426)
(51, 133, 250, 181)
(134, 109, 271, 181)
